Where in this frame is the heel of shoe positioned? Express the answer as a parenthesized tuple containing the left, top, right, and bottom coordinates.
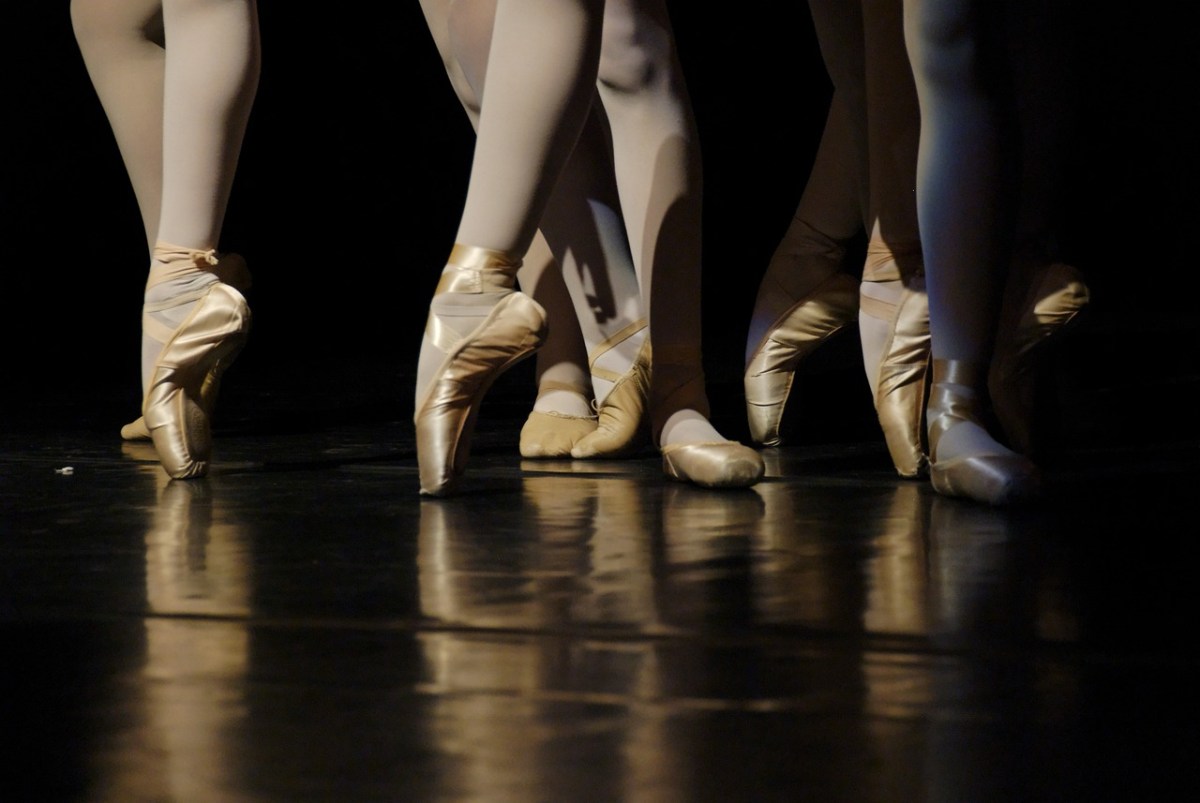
(743, 271, 858, 446)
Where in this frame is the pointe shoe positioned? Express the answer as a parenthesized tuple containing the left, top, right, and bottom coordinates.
(519, 382, 597, 458)
(143, 283, 251, 479)
(123, 252, 254, 442)
(661, 441, 765, 489)
(416, 246, 548, 496)
(860, 246, 931, 478)
(571, 324, 651, 459)
(989, 262, 1090, 456)
(744, 271, 859, 445)
(927, 359, 1042, 506)
(124, 362, 226, 442)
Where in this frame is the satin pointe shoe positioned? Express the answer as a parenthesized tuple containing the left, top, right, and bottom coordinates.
(519, 381, 598, 458)
(570, 321, 651, 459)
(143, 282, 251, 479)
(661, 441, 765, 489)
(989, 262, 1090, 456)
(744, 271, 859, 446)
(124, 360, 227, 442)
(416, 245, 548, 496)
(927, 359, 1042, 506)
(123, 252, 254, 442)
(860, 245, 931, 478)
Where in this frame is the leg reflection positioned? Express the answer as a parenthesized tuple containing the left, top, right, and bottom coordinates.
(137, 469, 252, 798)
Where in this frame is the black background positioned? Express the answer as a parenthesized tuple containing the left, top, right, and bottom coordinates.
(4, 5, 1198, 445)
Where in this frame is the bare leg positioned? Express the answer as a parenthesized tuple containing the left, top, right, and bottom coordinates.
(72, 0, 257, 448)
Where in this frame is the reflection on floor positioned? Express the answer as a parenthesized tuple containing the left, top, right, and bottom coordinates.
(2, 369, 1198, 802)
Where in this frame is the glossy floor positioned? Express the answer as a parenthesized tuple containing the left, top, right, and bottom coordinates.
(3, 364, 1198, 802)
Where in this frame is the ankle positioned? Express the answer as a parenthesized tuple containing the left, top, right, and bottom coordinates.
(436, 243, 523, 296)
(649, 348, 711, 443)
(589, 319, 648, 407)
(928, 359, 1008, 459)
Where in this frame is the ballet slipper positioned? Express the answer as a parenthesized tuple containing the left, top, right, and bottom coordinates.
(927, 359, 1041, 505)
(571, 321, 651, 459)
(143, 282, 251, 479)
(123, 252, 253, 442)
(743, 271, 859, 445)
(416, 244, 548, 496)
(655, 364, 764, 489)
(860, 244, 931, 478)
(988, 262, 1090, 456)
(519, 380, 597, 458)
(661, 441, 765, 489)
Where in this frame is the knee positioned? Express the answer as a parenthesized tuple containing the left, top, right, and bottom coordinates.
(905, 5, 982, 91)
(70, 0, 110, 43)
(596, 2, 672, 94)
(70, 0, 163, 49)
(445, 0, 496, 104)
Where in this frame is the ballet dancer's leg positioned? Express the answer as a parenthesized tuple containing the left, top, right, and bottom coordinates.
(514, 233, 601, 457)
(414, 0, 605, 495)
(430, 2, 651, 461)
(422, 0, 600, 458)
(142, 0, 259, 478)
(70, 0, 166, 251)
(904, 0, 1039, 504)
(856, 0, 930, 478)
(422, 0, 649, 460)
(71, 0, 256, 449)
(987, 0, 1090, 457)
(539, 102, 650, 460)
(742, 0, 872, 449)
(742, 91, 862, 447)
(597, 0, 763, 488)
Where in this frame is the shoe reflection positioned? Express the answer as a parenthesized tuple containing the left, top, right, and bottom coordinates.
(135, 471, 252, 799)
(656, 484, 765, 628)
(416, 472, 662, 799)
(418, 473, 660, 630)
(861, 483, 933, 637)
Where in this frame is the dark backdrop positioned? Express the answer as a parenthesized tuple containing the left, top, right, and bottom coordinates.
(4, 5, 1198, 447)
